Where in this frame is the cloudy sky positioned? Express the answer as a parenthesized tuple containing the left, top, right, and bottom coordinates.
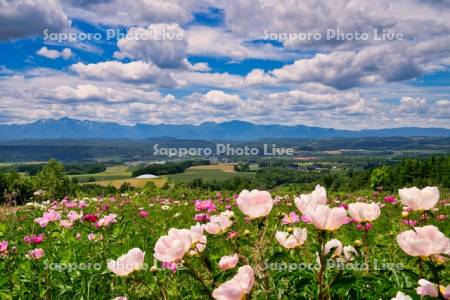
(0, 0, 449, 129)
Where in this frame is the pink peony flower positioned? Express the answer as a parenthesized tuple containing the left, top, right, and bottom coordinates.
(87, 233, 103, 241)
(107, 248, 145, 276)
(323, 239, 343, 257)
(396, 225, 450, 257)
(0, 240, 8, 254)
(83, 214, 98, 223)
(236, 189, 273, 219)
(23, 233, 45, 245)
(161, 261, 178, 272)
(384, 196, 397, 204)
(96, 213, 117, 228)
(437, 214, 448, 222)
(203, 212, 233, 235)
(306, 205, 347, 231)
(195, 200, 216, 212)
(398, 186, 439, 211)
(227, 231, 238, 239)
(343, 245, 358, 261)
(44, 210, 61, 222)
(282, 212, 300, 225)
(139, 210, 149, 218)
(34, 209, 61, 227)
(415, 279, 449, 298)
(294, 185, 327, 214)
(67, 210, 82, 221)
(194, 213, 210, 222)
(402, 219, 417, 227)
(339, 203, 349, 210)
(78, 200, 87, 209)
(212, 265, 255, 300)
(218, 254, 239, 271)
(300, 214, 311, 224)
(154, 229, 192, 263)
(391, 291, 412, 300)
(26, 248, 44, 260)
(188, 224, 207, 255)
(60, 220, 74, 228)
(34, 217, 49, 228)
(342, 216, 353, 224)
(275, 228, 307, 249)
(347, 203, 381, 223)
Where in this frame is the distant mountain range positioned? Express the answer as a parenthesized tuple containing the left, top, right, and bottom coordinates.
(0, 117, 449, 140)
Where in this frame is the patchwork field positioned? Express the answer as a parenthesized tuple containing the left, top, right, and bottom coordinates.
(168, 167, 255, 184)
(69, 166, 132, 182)
(91, 177, 167, 188)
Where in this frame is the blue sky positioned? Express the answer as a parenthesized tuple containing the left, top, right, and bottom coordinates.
(0, 0, 449, 129)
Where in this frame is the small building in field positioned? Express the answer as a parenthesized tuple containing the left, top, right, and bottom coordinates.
(135, 174, 159, 179)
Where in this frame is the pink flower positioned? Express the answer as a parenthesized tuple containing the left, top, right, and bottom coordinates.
(34, 217, 49, 228)
(78, 200, 87, 209)
(67, 210, 82, 221)
(227, 231, 238, 239)
(339, 203, 349, 210)
(188, 224, 207, 255)
(307, 205, 347, 231)
(275, 228, 307, 249)
(348, 203, 381, 223)
(300, 215, 311, 224)
(83, 214, 98, 223)
(139, 210, 149, 218)
(44, 210, 61, 222)
(154, 229, 192, 263)
(212, 265, 255, 300)
(416, 279, 450, 298)
(194, 200, 216, 212)
(96, 213, 117, 228)
(282, 212, 300, 225)
(87, 233, 103, 241)
(107, 248, 145, 276)
(226, 205, 232, 210)
(23, 233, 45, 245)
(203, 212, 233, 235)
(218, 254, 239, 271)
(398, 186, 439, 211)
(0, 240, 8, 254)
(113, 297, 127, 300)
(384, 196, 397, 204)
(294, 185, 327, 214)
(437, 214, 448, 222)
(236, 189, 273, 219)
(323, 239, 343, 257)
(60, 220, 74, 228)
(75, 233, 81, 240)
(396, 225, 450, 257)
(391, 291, 412, 300)
(26, 248, 44, 260)
(161, 261, 178, 272)
(343, 216, 353, 224)
(364, 223, 373, 231)
(194, 213, 210, 222)
(34, 209, 61, 227)
(63, 200, 77, 209)
(274, 196, 283, 205)
(402, 219, 417, 227)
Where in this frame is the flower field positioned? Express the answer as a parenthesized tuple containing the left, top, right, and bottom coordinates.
(0, 185, 449, 299)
